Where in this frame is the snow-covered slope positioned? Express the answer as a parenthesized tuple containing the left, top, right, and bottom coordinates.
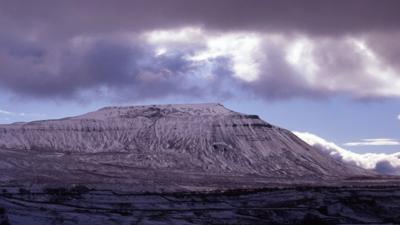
(0, 103, 370, 186)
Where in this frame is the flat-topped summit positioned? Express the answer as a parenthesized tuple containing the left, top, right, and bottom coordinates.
(77, 103, 237, 120)
(98, 103, 228, 112)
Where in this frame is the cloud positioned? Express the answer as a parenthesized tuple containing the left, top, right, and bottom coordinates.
(2, 26, 400, 102)
(252, 34, 400, 100)
(1, 1, 400, 102)
(294, 131, 400, 175)
(0, 33, 237, 101)
(375, 160, 399, 175)
(344, 139, 400, 146)
(145, 28, 400, 100)
(2, 0, 400, 38)
(0, 108, 43, 117)
(0, 110, 12, 115)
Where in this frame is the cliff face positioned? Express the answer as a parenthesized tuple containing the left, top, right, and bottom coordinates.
(0, 103, 369, 181)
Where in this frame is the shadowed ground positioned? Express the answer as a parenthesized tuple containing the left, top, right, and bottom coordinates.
(1, 186, 400, 225)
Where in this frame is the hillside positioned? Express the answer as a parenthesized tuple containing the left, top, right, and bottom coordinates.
(0, 103, 371, 190)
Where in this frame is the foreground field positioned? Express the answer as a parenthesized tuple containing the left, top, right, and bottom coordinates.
(1, 186, 400, 225)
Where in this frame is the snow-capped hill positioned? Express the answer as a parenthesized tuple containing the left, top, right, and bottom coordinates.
(0, 103, 371, 183)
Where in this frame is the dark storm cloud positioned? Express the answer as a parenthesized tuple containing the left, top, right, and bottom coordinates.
(0, 34, 44, 60)
(1, 0, 400, 101)
(1, 0, 400, 37)
(0, 37, 134, 97)
(0, 34, 219, 99)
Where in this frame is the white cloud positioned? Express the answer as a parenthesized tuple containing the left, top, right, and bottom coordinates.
(190, 33, 262, 82)
(144, 27, 263, 82)
(350, 38, 400, 97)
(0, 109, 12, 115)
(143, 27, 204, 44)
(140, 27, 400, 100)
(294, 131, 400, 175)
(344, 138, 400, 146)
(398, 114, 400, 120)
(285, 38, 318, 84)
(0, 109, 44, 118)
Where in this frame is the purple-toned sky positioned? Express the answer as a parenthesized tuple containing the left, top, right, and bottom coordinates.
(0, 1, 400, 170)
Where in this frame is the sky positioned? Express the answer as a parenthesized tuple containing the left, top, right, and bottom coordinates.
(0, 1, 400, 167)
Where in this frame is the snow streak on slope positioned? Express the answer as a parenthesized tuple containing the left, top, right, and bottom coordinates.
(0, 103, 371, 188)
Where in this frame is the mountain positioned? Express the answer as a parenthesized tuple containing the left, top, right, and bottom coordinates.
(0, 103, 370, 190)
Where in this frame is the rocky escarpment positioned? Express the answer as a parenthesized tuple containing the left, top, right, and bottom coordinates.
(0, 103, 369, 184)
